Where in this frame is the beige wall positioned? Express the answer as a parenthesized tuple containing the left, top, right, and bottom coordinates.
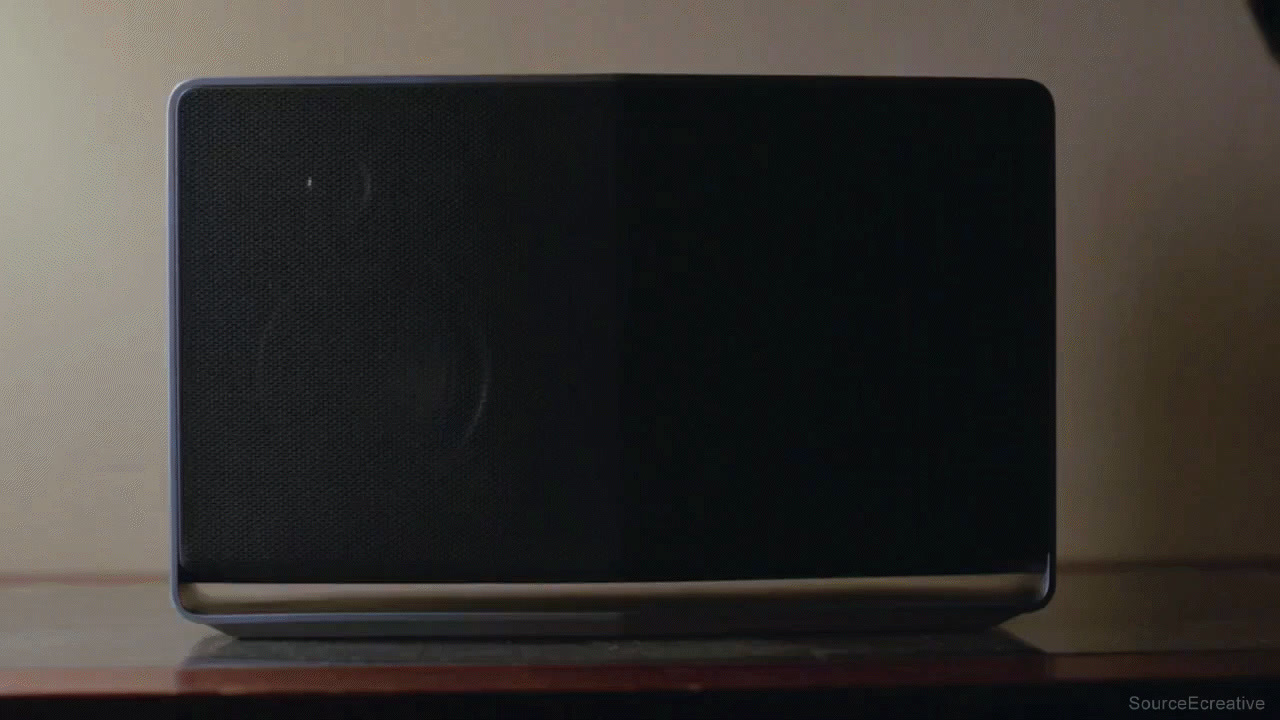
(3, 1, 1280, 573)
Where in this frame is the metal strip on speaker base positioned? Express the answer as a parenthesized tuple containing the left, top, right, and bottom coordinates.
(180, 573, 1044, 615)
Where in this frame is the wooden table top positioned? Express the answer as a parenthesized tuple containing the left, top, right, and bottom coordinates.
(1, 566, 1278, 699)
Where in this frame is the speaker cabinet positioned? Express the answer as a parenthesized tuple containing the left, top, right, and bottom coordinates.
(169, 75, 1055, 636)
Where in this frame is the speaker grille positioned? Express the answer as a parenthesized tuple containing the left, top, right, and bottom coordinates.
(174, 77, 1055, 584)
(177, 81, 622, 581)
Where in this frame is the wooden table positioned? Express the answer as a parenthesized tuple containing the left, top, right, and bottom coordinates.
(2, 566, 1277, 717)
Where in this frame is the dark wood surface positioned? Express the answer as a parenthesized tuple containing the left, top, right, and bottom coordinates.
(1, 567, 1278, 700)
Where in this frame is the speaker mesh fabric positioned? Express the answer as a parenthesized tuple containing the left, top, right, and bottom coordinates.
(177, 81, 621, 582)
(173, 76, 1055, 584)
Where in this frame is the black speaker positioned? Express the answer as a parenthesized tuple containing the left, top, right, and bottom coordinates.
(169, 75, 1055, 637)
